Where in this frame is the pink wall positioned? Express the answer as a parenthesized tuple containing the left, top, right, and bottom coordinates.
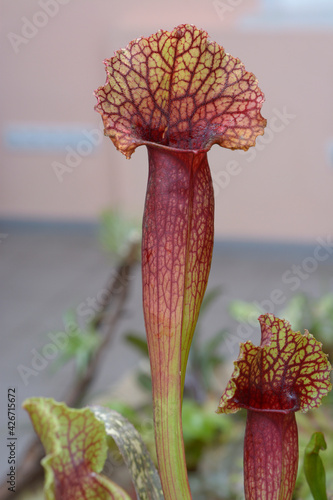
(1, 0, 332, 243)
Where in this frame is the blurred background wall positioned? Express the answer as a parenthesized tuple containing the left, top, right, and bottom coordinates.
(1, 0, 333, 243)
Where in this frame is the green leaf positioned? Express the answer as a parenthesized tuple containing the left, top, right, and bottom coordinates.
(228, 300, 262, 324)
(199, 286, 222, 317)
(124, 332, 149, 357)
(279, 293, 310, 332)
(51, 311, 100, 375)
(202, 329, 227, 357)
(137, 372, 152, 392)
(23, 398, 131, 500)
(90, 405, 163, 500)
(182, 399, 227, 443)
(99, 209, 141, 258)
(304, 432, 328, 500)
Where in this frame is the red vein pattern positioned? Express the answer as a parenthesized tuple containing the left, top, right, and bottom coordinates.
(142, 145, 214, 500)
(217, 314, 332, 414)
(94, 24, 266, 157)
(217, 314, 332, 500)
(23, 398, 130, 500)
(244, 411, 298, 500)
(94, 24, 267, 500)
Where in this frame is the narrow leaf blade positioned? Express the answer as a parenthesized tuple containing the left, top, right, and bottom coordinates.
(124, 332, 149, 357)
(304, 432, 328, 500)
(90, 405, 163, 500)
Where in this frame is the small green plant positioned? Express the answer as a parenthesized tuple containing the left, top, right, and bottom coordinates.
(229, 291, 333, 355)
(50, 311, 101, 377)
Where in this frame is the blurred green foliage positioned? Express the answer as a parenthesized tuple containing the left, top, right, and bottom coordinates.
(188, 287, 227, 398)
(49, 210, 141, 379)
(182, 399, 232, 471)
(50, 311, 100, 376)
(99, 209, 141, 258)
(229, 292, 333, 359)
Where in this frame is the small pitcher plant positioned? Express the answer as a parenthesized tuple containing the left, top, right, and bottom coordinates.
(23, 24, 331, 500)
(217, 313, 332, 500)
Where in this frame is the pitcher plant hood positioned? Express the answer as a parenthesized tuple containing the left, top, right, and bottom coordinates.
(94, 23, 266, 157)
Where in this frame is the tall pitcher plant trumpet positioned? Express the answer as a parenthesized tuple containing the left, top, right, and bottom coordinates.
(94, 24, 266, 499)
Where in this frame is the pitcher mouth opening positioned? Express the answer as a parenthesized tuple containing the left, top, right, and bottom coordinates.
(141, 139, 210, 155)
(241, 405, 300, 414)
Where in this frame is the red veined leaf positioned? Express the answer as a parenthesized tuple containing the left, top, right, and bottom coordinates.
(23, 398, 131, 500)
(94, 24, 266, 158)
(217, 314, 332, 414)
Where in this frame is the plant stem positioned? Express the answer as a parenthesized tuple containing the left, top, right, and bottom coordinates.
(244, 410, 298, 500)
(142, 145, 214, 500)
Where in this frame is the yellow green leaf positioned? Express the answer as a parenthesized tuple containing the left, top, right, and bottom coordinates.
(94, 24, 266, 158)
(23, 398, 131, 500)
(217, 314, 332, 414)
